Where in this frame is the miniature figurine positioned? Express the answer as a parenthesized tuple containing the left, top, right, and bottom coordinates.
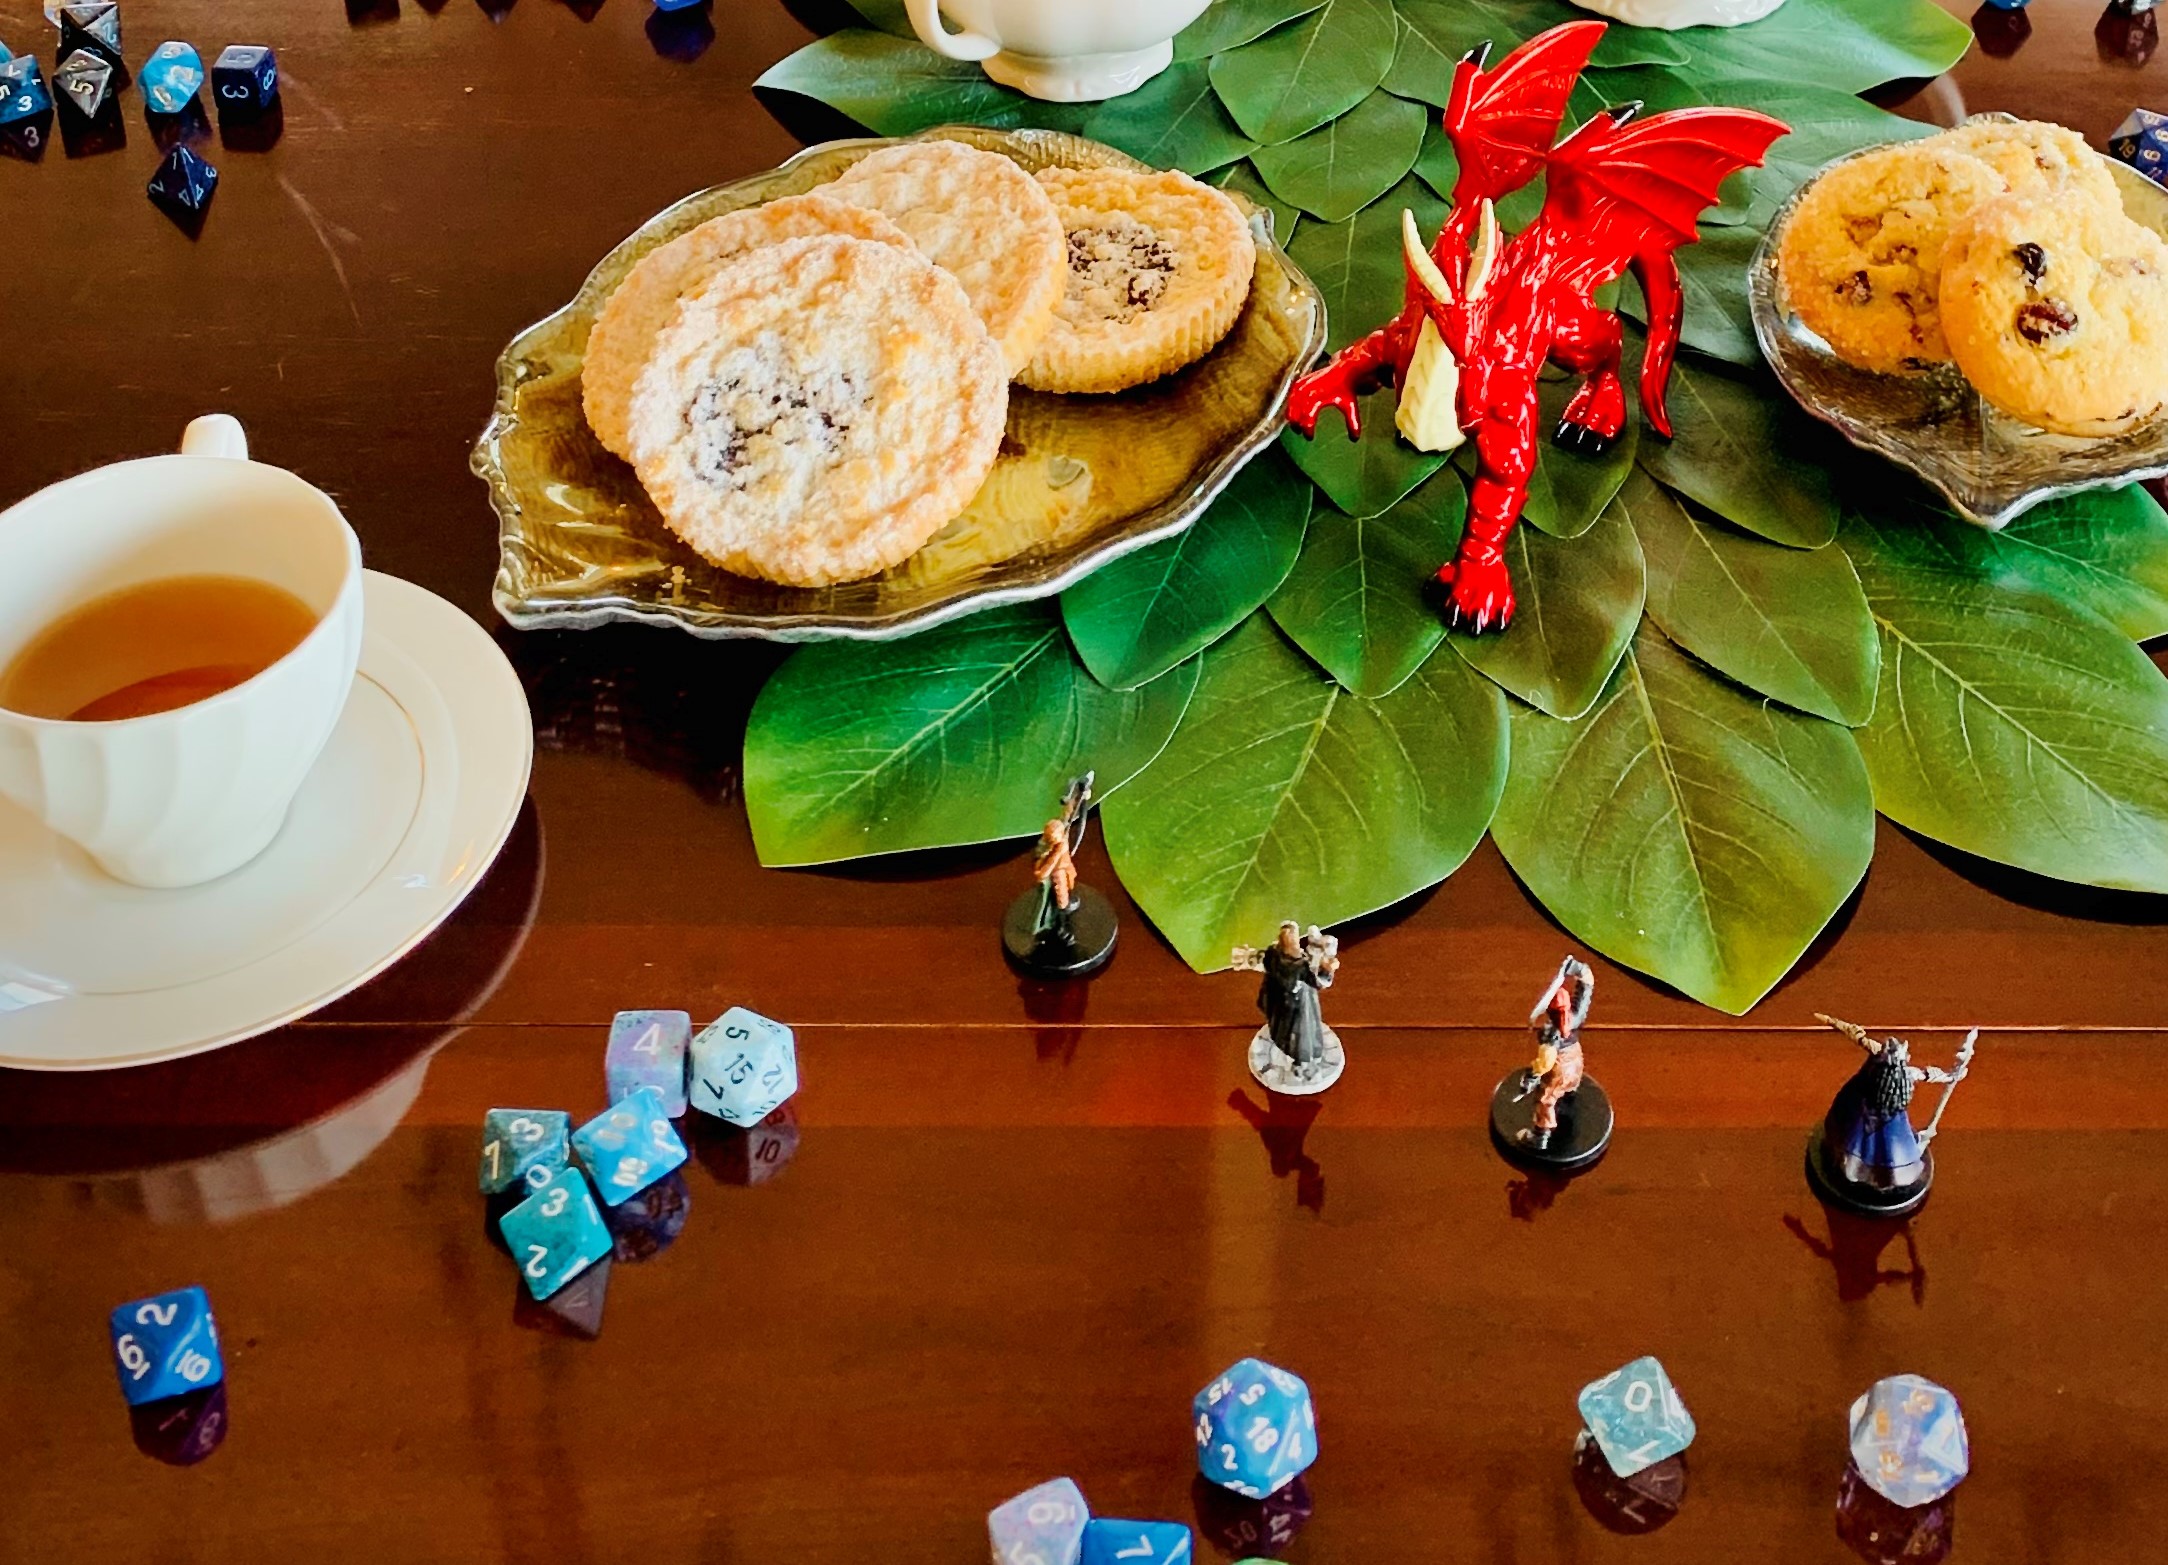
(1491, 956, 1613, 1171)
(1231, 922, 1343, 1095)
(1002, 772, 1118, 978)
(1807, 1016, 1977, 1219)
(1284, 21, 1787, 633)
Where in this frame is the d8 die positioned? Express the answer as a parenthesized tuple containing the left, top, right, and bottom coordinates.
(477, 1108, 570, 1194)
(1079, 1519, 1190, 1565)
(211, 44, 278, 114)
(571, 1085, 688, 1205)
(141, 41, 206, 114)
(1192, 1357, 1316, 1498)
(499, 1165, 612, 1300)
(605, 1008, 690, 1117)
(0, 56, 52, 125)
(2110, 108, 2168, 192)
(1578, 1356, 1696, 1478)
(690, 1006, 798, 1127)
(51, 48, 109, 119)
(109, 1286, 223, 1406)
(988, 1476, 1089, 1565)
(130, 1381, 229, 1467)
(1848, 1374, 1968, 1508)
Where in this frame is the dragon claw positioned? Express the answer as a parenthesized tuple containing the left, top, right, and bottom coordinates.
(1434, 554, 1516, 636)
(1552, 418, 1616, 458)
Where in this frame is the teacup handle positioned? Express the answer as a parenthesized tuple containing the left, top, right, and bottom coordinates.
(181, 413, 249, 461)
(904, 0, 1001, 62)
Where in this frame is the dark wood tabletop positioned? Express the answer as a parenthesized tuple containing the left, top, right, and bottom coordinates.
(2, 2, 2165, 1560)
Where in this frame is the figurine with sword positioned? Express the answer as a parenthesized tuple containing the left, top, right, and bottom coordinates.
(1491, 955, 1614, 1172)
(1806, 1015, 1979, 1219)
(1001, 772, 1119, 979)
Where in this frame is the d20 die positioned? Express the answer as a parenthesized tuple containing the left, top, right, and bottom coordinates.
(605, 1168, 690, 1263)
(130, 1381, 230, 1467)
(52, 48, 110, 118)
(572, 1085, 688, 1205)
(211, 44, 278, 114)
(690, 1006, 798, 1127)
(109, 1286, 223, 1406)
(1079, 1519, 1190, 1565)
(605, 1008, 690, 1117)
(1848, 1374, 1969, 1508)
(499, 1165, 612, 1300)
(477, 1108, 570, 1194)
(0, 56, 52, 125)
(140, 41, 205, 114)
(1190, 1472, 1312, 1558)
(988, 1476, 1089, 1565)
(1578, 1356, 1695, 1479)
(147, 143, 218, 221)
(1192, 1357, 1316, 1498)
(2111, 108, 2168, 191)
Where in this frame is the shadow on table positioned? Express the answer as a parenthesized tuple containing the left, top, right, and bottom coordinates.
(1900, 825, 2168, 926)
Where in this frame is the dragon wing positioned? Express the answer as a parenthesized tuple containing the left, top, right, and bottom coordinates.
(1444, 19, 1607, 206)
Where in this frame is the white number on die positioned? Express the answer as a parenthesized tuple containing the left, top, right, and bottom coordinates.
(540, 1187, 570, 1218)
(136, 1301, 179, 1327)
(632, 1023, 662, 1056)
(523, 1244, 550, 1279)
(1239, 1383, 1268, 1406)
(1220, 1443, 1238, 1470)
(1115, 1537, 1153, 1560)
(613, 1157, 649, 1187)
(1245, 1415, 1279, 1454)
(116, 1334, 150, 1379)
(1624, 1380, 1654, 1414)
(177, 1351, 212, 1384)
(509, 1117, 545, 1144)
(484, 1139, 503, 1177)
(1004, 1547, 1048, 1565)
(1024, 1501, 1075, 1526)
(1194, 1415, 1212, 1446)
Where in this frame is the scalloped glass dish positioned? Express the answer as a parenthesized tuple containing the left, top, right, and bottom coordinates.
(474, 126, 1325, 641)
(1751, 139, 2168, 529)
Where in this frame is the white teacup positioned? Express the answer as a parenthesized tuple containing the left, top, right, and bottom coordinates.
(905, 0, 1214, 102)
(0, 415, 364, 889)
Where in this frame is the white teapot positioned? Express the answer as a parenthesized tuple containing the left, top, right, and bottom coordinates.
(904, 0, 1213, 102)
(1569, 0, 1788, 26)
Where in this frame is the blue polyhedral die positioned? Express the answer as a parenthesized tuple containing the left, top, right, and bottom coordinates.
(477, 1107, 570, 1194)
(0, 56, 52, 124)
(109, 1286, 224, 1407)
(1979, 0, 2027, 9)
(147, 143, 219, 221)
(0, 39, 13, 64)
(2110, 109, 2168, 191)
(499, 1164, 612, 1300)
(987, 1476, 1089, 1565)
(211, 44, 278, 114)
(130, 1380, 229, 1467)
(606, 1008, 691, 1117)
(1192, 1357, 1316, 1498)
(1078, 1519, 1191, 1565)
(690, 1006, 799, 1127)
(52, 48, 110, 119)
(1848, 1374, 1969, 1508)
(653, 0, 706, 9)
(571, 1085, 689, 1205)
(1578, 1356, 1696, 1478)
(141, 41, 206, 114)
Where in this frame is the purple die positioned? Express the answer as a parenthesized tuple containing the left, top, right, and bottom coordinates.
(211, 44, 277, 114)
(2110, 109, 2168, 191)
(109, 1286, 224, 1406)
(988, 1476, 1089, 1565)
(605, 1168, 690, 1262)
(130, 1381, 230, 1467)
(1190, 1472, 1312, 1557)
(606, 1008, 690, 1117)
(720, 1102, 801, 1186)
(572, 1085, 688, 1205)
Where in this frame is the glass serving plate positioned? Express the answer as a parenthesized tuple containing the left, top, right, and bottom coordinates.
(1750, 132, 2168, 530)
(474, 125, 1325, 641)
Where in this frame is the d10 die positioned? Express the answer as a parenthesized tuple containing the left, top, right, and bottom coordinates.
(1192, 1357, 1316, 1498)
(1578, 1356, 1695, 1479)
(988, 1476, 1089, 1565)
(690, 1007, 798, 1127)
(141, 41, 206, 114)
(2111, 109, 2167, 192)
(1836, 1457, 1955, 1563)
(571, 1085, 688, 1205)
(1079, 1519, 1191, 1565)
(1848, 1374, 1968, 1508)
(51, 48, 109, 119)
(1571, 1430, 1686, 1536)
(499, 1165, 612, 1300)
(477, 1108, 570, 1195)
(147, 143, 218, 221)
(606, 1008, 691, 1117)
(211, 44, 278, 114)
(130, 1381, 229, 1467)
(0, 56, 52, 125)
(719, 1103, 801, 1186)
(109, 1286, 224, 1406)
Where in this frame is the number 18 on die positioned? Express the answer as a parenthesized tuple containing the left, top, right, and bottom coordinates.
(109, 1286, 223, 1405)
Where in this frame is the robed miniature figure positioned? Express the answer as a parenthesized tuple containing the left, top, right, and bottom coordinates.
(1231, 922, 1344, 1095)
(1491, 956, 1613, 1171)
(1001, 772, 1118, 978)
(1807, 1015, 1976, 1218)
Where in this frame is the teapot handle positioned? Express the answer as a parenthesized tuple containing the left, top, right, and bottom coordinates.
(904, 0, 1001, 61)
(180, 414, 249, 461)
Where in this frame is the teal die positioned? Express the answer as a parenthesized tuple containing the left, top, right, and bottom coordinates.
(1079, 1520, 1190, 1565)
(477, 1108, 570, 1195)
(606, 1008, 690, 1116)
(690, 1007, 798, 1127)
(571, 1086, 688, 1205)
(1193, 1357, 1316, 1498)
(1578, 1356, 1695, 1478)
(1849, 1374, 1969, 1507)
(988, 1476, 1089, 1565)
(499, 1165, 611, 1300)
(141, 41, 205, 114)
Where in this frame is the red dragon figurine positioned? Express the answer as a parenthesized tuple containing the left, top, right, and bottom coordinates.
(1285, 20, 1788, 633)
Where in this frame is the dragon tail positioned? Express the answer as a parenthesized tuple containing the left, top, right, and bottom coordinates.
(1631, 248, 1682, 441)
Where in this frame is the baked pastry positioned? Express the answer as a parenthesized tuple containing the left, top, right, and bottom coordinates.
(624, 235, 1008, 586)
(1940, 192, 2168, 436)
(581, 193, 914, 460)
(1927, 119, 2122, 214)
(822, 140, 1066, 376)
(1777, 142, 2009, 373)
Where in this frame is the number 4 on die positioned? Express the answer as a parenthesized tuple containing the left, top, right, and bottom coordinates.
(109, 1286, 224, 1406)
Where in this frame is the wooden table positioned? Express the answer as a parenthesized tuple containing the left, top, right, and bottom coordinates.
(1, 3, 2164, 1559)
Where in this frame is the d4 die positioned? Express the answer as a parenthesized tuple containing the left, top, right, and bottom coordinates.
(988, 1476, 1089, 1565)
(571, 1085, 688, 1205)
(1192, 1357, 1316, 1497)
(1578, 1355, 1695, 1478)
(499, 1165, 612, 1300)
(605, 1008, 690, 1117)
(1079, 1519, 1190, 1565)
(690, 1006, 798, 1127)
(110, 1286, 224, 1405)
(477, 1107, 570, 1195)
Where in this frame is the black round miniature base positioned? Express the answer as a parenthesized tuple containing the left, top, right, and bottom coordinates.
(1805, 1127, 1934, 1220)
(1490, 1074, 1613, 1173)
(1002, 885, 1117, 978)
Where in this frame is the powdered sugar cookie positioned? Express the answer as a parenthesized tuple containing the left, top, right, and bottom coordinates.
(1928, 119, 2122, 215)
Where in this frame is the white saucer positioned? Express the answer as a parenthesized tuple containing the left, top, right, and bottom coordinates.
(0, 572, 533, 1070)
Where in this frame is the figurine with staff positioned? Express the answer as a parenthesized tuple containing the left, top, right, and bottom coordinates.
(1807, 1015, 1977, 1218)
(1001, 772, 1119, 979)
(1231, 921, 1345, 1094)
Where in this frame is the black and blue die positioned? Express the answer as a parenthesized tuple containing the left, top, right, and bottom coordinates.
(500, 1164, 612, 1300)
(109, 1286, 224, 1407)
(56, 2, 121, 68)
(147, 144, 219, 220)
(2111, 109, 2167, 191)
(572, 1085, 688, 1204)
(0, 55, 52, 125)
(1191, 1357, 1316, 1499)
(211, 44, 277, 114)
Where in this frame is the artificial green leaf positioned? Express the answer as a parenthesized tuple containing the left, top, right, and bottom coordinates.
(754, 31, 1090, 136)
(1618, 225, 1762, 366)
(1267, 466, 1467, 697)
(1208, 0, 1398, 145)
(1251, 90, 1429, 224)
(845, 0, 913, 35)
(1103, 616, 1509, 970)
(1695, 81, 1936, 229)
(1062, 449, 1312, 690)
(1384, 0, 1689, 107)
(1626, 472, 1878, 725)
(1282, 395, 1447, 521)
(744, 606, 1196, 866)
(1176, 0, 1328, 61)
(1448, 490, 1644, 718)
(1521, 374, 1639, 539)
(1640, 356, 1839, 548)
(1082, 60, 1256, 173)
(1492, 621, 1876, 1013)
(1844, 513, 2168, 891)
(1287, 175, 1444, 352)
(1565, 64, 1701, 130)
(1212, 161, 1301, 247)
(1671, 0, 1973, 97)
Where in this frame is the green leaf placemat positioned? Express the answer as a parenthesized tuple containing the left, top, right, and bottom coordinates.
(1209, 0, 1399, 145)
(1641, 356, 1840, 548)
(1252, 90, 1429, 224)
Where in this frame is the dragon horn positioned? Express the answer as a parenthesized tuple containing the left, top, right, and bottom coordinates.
(1607, 99, 1644, 126)
(1402, 209, 1454, 303)
(1464, 199, 1499, 301)
(1461, 40, 1493, 67)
